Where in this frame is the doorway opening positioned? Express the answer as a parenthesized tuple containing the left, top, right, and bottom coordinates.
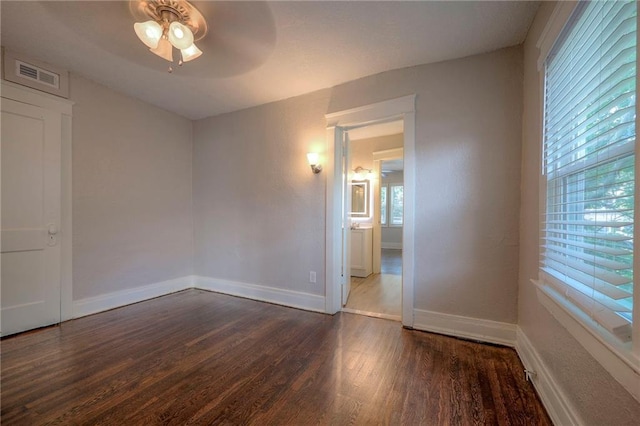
(343, 130, 404, 321)
(324, 94, 416, 328)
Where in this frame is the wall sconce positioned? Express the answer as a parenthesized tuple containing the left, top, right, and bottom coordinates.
(353, 166, 374, 180)
(307, 153, 322, 174)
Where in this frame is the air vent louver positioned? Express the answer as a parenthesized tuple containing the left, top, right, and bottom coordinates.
(3, 49, 69, 98)
(18, 63, 37, 79)
(15, 60, 59, 89)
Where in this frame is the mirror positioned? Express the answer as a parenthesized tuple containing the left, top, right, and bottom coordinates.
(350, 180, 369, 217)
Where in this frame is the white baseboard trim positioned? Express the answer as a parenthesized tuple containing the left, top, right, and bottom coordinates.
(381, 242, 402, 249)
(515, 328, 583, 426)
(413, 309, 517, 347)
(72, 276, 193, 318)
(194, 275, 326, 313)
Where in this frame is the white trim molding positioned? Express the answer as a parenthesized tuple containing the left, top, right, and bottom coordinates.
(1, 80, 73, 115)
(536, 1, 579, 70)
(516, 328, 584, 426)
(325, 94, 416, 328)
(413, 309, 517, 347)
(2, 80, 75, 322)
(381, 242, 402, 250)
(194, 276, 326, 313)
(72, 276, 193, 318)
(325, 95, 416, 128)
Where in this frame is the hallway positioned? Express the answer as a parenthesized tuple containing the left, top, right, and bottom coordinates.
(344, 249, 402, 320)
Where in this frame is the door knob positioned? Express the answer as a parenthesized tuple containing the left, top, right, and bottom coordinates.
(48, 224, 58, 235)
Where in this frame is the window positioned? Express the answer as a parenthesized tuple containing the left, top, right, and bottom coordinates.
(541, 0, 636, 344)
(380, 184, 403, 227)
(381, 186, 388, 225)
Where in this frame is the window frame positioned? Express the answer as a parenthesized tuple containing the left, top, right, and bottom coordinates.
(380, 183, 404, 228)
(533, 0, 640, 401)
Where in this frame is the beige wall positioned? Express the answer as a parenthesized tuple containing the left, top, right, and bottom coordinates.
(194, 46, 523, 324)
(519, 3, 640, 424)
(192, 90, 329, 295)
(350, 133, 403, 171)
(71, 74, 193, 300)
(330, 46, 523, 322)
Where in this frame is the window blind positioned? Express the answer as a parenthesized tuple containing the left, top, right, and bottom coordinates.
(542, 0, 636, 342)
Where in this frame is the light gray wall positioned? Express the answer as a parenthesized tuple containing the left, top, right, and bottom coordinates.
(194, 46, 522, 324)
(71, 74, 193, 300)
(193, 90, 328, 295)
(329, 47, 522, 322)
(519, 3, 640, 424)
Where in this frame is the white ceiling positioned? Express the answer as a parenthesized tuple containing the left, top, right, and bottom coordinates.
(0, 1, 540, 120)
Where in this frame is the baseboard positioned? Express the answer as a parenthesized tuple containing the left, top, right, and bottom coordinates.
(381, 242, 402, 249)
(413, 309, 517, 347)
(194, 275, 325, 313)
(72, 276, 194, 318)
(515, 328, 583, 426)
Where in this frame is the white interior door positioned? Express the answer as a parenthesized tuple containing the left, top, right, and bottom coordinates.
(1, 97, 62, 336)
(341, 129, 352, 305)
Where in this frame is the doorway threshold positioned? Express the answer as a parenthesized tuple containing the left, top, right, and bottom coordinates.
(341, 307, 401, 322)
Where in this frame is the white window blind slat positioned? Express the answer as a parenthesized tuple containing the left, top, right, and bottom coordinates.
(546, 95, 636, 161)
(546, 7, 634, 107)
(543, 271, 632, 340)
(540, 0, 636, 343)
(543, 252, 632, 286)
(546, 34, 635, 132)
(546, 1, 629, 92)
(540, 263, 632, 300)
(544, 236, 631, 256)
(543, 244, 631, 270)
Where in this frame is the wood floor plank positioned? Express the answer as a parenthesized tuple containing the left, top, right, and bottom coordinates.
(1, 290, 550, 425)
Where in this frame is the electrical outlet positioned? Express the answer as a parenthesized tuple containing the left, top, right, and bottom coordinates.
(309, 271, 316, 283)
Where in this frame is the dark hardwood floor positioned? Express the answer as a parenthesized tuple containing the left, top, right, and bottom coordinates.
(1, 290, 550, 425)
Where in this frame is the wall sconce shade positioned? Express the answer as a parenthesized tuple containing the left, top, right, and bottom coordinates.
(307, 153, 322, 174)
(353, 166, 374, 180)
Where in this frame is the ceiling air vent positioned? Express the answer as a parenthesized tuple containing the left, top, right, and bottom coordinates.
(16, 60, 59, 89)
(2, 49, 69, 98)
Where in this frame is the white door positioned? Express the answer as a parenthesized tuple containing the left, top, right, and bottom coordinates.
(1, 97, 62, 336)
(341, 129, 351, 305)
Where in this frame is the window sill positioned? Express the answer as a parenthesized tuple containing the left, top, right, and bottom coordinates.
(532, 279, 640, 402)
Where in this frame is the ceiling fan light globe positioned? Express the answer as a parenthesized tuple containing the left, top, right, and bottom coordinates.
(169, 22, 194, 50)
(181, 43, 203, 62)
(150, 38, 174, 62)
(134, 20, 162, 49)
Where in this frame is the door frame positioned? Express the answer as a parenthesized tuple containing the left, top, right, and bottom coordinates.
(1, 80, 74, 322)
(324, 95, 416, 328)
(372, 147, 404, 273)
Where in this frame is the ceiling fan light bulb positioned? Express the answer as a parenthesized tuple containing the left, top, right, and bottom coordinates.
(181, 43, 203, 62)
(169, 21, 194, 50)
(134, 20, 162, 49)
(150, 38, 174, 62)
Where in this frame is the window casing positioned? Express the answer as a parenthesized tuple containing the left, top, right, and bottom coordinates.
(539, 0, 637, 352)
(380, 184, 403, 227)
